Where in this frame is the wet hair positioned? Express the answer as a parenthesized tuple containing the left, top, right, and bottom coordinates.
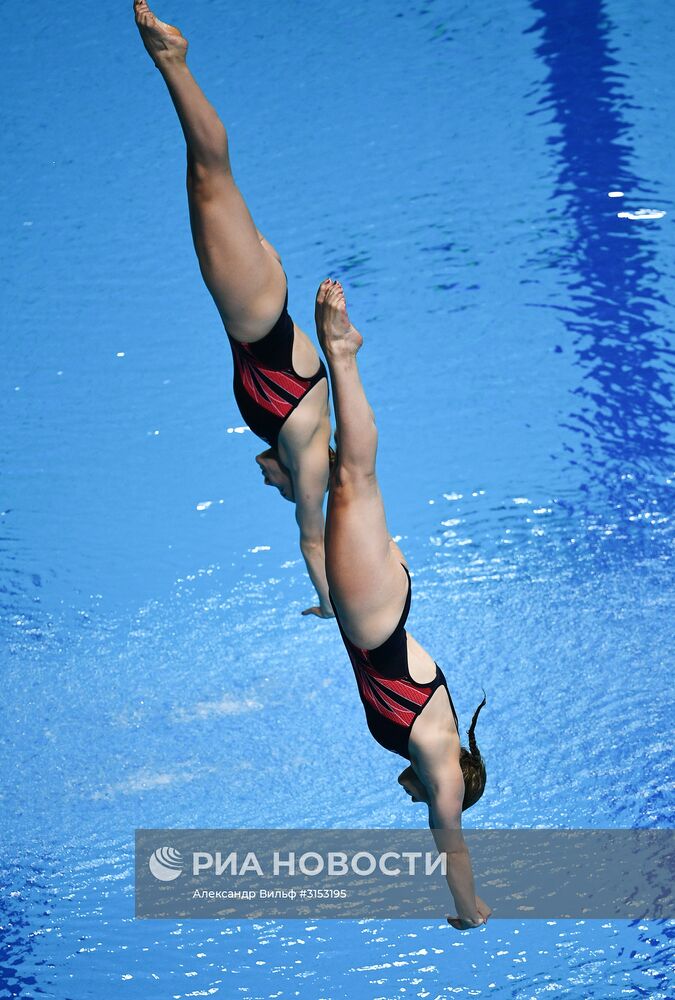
(459, 691, 487, 811)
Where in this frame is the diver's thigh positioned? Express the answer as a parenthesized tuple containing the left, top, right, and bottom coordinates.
(186, 167, 286, 341)
(325, 481, 407, 645)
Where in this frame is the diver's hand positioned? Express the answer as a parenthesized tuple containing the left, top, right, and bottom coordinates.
(301, 605, 335, 619)
(447, 896, 491, 930)
(447, 915, 485, 930)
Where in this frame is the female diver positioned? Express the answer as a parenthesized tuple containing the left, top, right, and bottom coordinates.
(315, 279, 491, 929)
(134, 2, 333, 617)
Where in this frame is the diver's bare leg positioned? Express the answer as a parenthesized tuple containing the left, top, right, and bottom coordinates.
(134, 1, 285, 341)
(315, 280, 407, 647)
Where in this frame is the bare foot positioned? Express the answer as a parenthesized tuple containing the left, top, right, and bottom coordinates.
(314, 280, 363, 358)
(397, 765, 429, 804)
(134, 0, 188, 66)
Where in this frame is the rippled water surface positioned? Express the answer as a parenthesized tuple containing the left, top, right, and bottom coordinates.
(2, 0, 674, 997)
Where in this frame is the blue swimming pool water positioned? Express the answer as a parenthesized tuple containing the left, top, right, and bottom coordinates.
(2, 0, 674, 996)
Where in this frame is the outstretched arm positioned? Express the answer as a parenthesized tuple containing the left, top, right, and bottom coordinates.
(409, 722, 490, 929)
(294, 458, 333, 618)
(426, 771, 487, 929)
(279, 413, 333, 618)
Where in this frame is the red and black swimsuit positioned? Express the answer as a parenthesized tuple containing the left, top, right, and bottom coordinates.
(228, 290, 327, 450)
(331, 566, 459, 760)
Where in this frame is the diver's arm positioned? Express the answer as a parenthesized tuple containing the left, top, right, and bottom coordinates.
(426, 768, 488, 927)
(290, 436, 333, 617)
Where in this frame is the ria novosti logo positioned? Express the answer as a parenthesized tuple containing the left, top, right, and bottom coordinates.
(148, 846, 183, 881)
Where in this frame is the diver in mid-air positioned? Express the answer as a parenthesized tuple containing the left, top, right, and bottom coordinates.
(134, 1, 333, 618)
(315, 278, 490, 929)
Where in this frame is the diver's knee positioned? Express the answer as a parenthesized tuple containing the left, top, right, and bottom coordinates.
(186, 144, 231, 191)
(330, 463, 377, 495)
